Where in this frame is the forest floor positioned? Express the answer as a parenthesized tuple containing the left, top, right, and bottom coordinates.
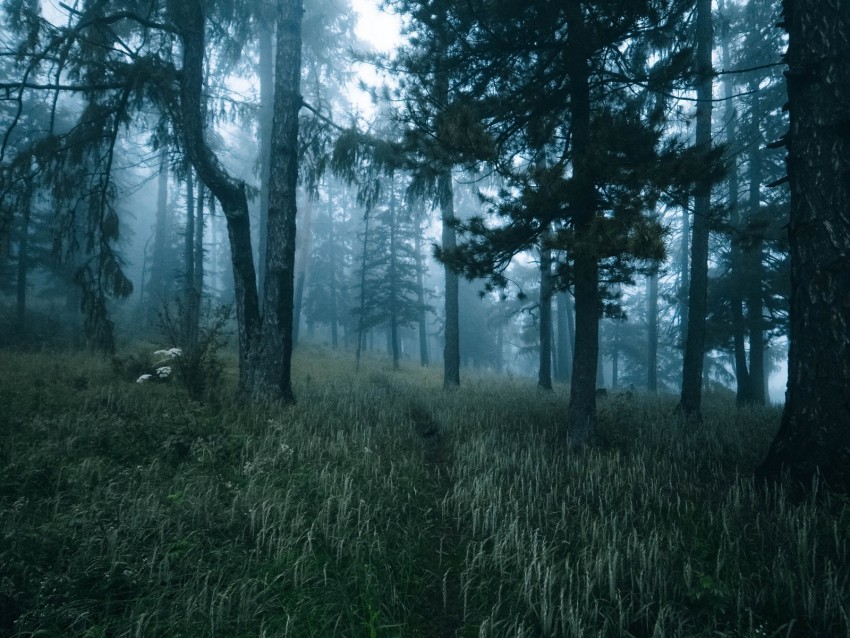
(1, 344, 849, 637)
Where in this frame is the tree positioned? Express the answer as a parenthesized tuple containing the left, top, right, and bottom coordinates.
(757, 0, 850, 491)
(678, 0, 714, 421)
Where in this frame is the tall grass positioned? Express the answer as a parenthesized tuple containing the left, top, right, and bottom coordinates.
(0, 347, 847, 637)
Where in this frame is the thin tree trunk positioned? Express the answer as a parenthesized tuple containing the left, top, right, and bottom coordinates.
(147, 150, 170, 324)
(355, 211, 371, 373)
(389, 176, 400, 369)
(184, 166, 199, 352)
(720, 0, 752, 407)
(414, 208, 430, 366)
(679, 202, 690, 344)
(292, 196, 312, 346)
(328, 187, 339, 348)
(647, 269, 659, 393)
(538, 240, 553, 390)
(678, 0, 713, 421)
(439, 170, 460, 387)
(555, 290, 571, 383)
(15, 189, 31, 327)
(746, 82, 766, 406)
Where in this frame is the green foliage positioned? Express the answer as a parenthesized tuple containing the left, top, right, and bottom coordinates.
(1, 347, 848, 636)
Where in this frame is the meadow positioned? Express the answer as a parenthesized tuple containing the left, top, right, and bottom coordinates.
(0, 345, 848, 637)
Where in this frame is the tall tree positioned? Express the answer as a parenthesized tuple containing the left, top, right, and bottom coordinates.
(757, 0, 850, 491)
(678, 0, 714, 420)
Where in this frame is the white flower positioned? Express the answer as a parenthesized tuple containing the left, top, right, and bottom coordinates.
(155, 366, 172, 379)
(153, 347, 182, 359)
(136, 374, 153, 383)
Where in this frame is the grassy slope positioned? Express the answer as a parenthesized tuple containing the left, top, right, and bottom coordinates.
(0, 346, 847, 637)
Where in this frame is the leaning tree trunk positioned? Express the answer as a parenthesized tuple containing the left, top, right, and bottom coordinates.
(678, 0, 713, 421)
(173, 0, 261, 394)
(757, 0, 850, 492)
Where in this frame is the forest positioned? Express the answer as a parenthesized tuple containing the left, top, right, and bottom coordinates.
(0, 0, 848, 635)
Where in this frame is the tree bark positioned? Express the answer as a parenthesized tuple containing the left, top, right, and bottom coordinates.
(414, 208, 430, 366)
(328, 187, 339, 349)
(746, 82, 766, 406)
(555, 291, 571, 382)
(647, 269, 658, 393)
(720, 15, 753, 407)
(678, 0, 713, 421)
(292, 196, 312, 346)
(538, 240, 553, 390)
(757, 0, 850, 492)
(253, 0, 303, 402)
(184, 166, 200, 353)
(172, 0, 261, 395)
(439, 170, 460, 388)
(565, 11, 600, 446)
(256, 19, 274, 302)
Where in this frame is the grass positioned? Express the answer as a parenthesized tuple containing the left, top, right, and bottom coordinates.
(0, 345, 848, 637)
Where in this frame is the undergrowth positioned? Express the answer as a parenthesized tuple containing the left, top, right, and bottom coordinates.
(0, 346, 847, 637)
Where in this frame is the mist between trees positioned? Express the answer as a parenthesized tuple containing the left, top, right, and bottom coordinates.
(0, 0, 848, 490)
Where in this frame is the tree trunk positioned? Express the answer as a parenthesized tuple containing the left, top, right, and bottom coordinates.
(195, 181, 205, 299)
(757, 0, 850, 492)
(414, 209, 430, 366)
(173, 0, 261, 395)
(538, 240, 553, 390)
(389, 176, 400, 369)
(253, 0, 303, 402)
(184, 166, 199, 353)
(565, 14, 599, 445)
(15, 189, 31, 328)
(147, 150, 170, 324)
(678, 0, 713, 421)
(292, 196, 312, 346)
(647, 270, 658, 393)
(679, 202, 690, 344)
(555, 290, 571, 382)
(256, 19, 274, 302)
(355, 211, 371, 373)
(746, 82, 766, 406)
(720, 14, 753, 407)
(328, 187, 339, 348)
(439, 170, 460, 388)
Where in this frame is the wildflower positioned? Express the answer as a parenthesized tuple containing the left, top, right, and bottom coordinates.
(156, 366, 172, 379)
(153, 348, 182, 359)
(136, 374, 153, 383)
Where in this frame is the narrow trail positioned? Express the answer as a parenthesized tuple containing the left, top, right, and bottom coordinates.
(406, 400, 465, 638)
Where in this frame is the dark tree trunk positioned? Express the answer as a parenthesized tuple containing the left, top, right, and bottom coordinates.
(195, 181, 205, 299)
(746, 83, 766, 406)
(721, 18, 753, 407)
(538, 241, 553, 390)
(328, 188, 339, 349)
(256, 19, 274, 302)
(757, 0, 850, 492)
(565, 15, 600, 445)
(253, 0, 303, 402)
(611, 321, 619, 390)
(647, 270, 658, 393)
(147, 150, 170, 324)
(355, 211, 371, 372)
(414, 210, 430, 366)
(184, 167, 200, 353)
(439, 170, 460, 388)
(292, 196, 312, 346)
(679, 202, 690, 344)
(15, 189, 31, 327)
(389, 177, 400, 370)
(678, 0, 713, 421)
(172, 0, 261, 395)
(555, 291, 571, 382)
